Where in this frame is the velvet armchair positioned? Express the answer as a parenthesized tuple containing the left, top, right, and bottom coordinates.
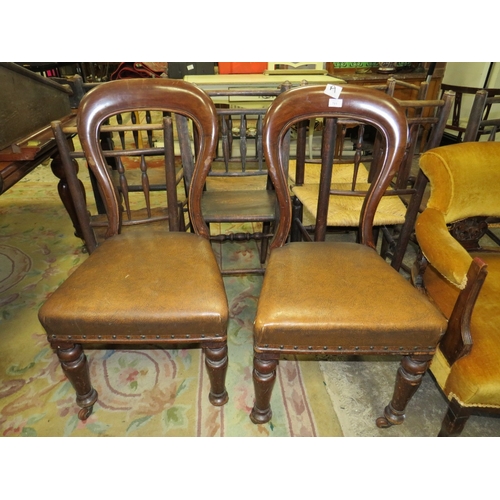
(414, 141, 500, 436)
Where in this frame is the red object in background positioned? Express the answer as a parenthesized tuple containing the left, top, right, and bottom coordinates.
(218, 62, 267, 74)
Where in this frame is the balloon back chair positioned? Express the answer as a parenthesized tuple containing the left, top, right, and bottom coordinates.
(414, 141, 500, 436)
(39, 79, 229, 420)
(249, 85, 448, 429)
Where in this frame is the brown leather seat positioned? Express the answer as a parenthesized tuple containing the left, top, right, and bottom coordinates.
(39, 79, 229, 420)
(249, 84, 447, 429)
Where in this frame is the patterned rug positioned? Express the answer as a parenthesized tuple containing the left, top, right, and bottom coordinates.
(0, 161, 342, 437)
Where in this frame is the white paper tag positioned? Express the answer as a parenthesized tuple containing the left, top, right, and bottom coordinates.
(187, 64, 194, 70)
(328, 98, 343, 107)
(324, 84, 343, 99)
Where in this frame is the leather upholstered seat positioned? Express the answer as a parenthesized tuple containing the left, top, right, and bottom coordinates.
(249, 85, 447, 429)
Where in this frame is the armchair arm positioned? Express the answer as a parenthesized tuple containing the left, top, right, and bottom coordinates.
(415, 208, 473, 289)
(440, 257, 488, 365)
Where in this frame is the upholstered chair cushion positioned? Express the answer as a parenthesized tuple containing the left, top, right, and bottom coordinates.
(415, 208, 473, 289)
(39, 228, 228, 341)
(424, 252, 500, 408)
(419, 142, 500, 222)
(289, 161, 406, 227)
(254, 242, 447, 349)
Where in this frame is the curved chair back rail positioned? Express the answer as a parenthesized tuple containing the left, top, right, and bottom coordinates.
(76, 79, 218, 240)
(262, 84, 409, 250)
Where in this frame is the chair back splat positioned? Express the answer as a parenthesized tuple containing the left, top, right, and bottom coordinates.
(190, 84, 291, 275)
(266, 85, 409, 250)
(40, 79, 229, 421)
(250, 84, 448, 430)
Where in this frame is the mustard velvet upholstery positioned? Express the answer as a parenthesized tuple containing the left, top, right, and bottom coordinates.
(416, 142, 500, 412)
(424, 253, 500, 408)
(419, 142, 500, 221)
(415, 208, 472, 289)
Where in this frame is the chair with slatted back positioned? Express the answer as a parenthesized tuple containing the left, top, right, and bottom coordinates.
(40, 79, 229, 420)
(196, 85, 290, 275)
(52, 99, 191, 250)
(463, 89, 500, 143)
(440, 84, 500, 144)
(249, 84, 447, 428)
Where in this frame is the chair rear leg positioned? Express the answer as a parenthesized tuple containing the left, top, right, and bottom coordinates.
(438, 397, 471, 437)
(204, 343, 229, 406)
(53, 342, 98, 421)
(259, 222, 271, 264)
(250, 353, 279, 424)
(290, 196, 303, 242)
(376, 354, 432, 428)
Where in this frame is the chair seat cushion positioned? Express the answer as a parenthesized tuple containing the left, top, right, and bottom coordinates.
(254, 242, 446, 350)
(291, 183, 407, 227)
(38, 229, 228, 342)
(288, 160, 370, 185)
(425, 251, 500, 407)
(202, 190, 276, 222)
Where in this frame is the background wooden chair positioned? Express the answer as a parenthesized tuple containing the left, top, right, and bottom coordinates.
(439, 84, 500, 144)
(463, 89, 500, 143)
(413, 142, 500, 436)
(198, 85, 291, 274)
(249, 85, 447, 429)
(40, 79, 229, 420)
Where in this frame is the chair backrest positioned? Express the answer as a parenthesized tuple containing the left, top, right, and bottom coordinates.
(53, 79, 218, 250)
(394, 89, 455, 188)
(263, 84, 408, 249)
(463, 89, 500, 142)
(420, 142, 500, 224)
(203, 86, 290, 182)
(440, 84, 500, 142)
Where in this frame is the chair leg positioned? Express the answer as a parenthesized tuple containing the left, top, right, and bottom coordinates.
(54, 342, 98, 421)
(438, 397, 471, 437)
(260, 222, 271, 264)
(204, 343, 229, 406)
(290, 196, 303, 242)
(250, 353, 278, 424)
(376, 354, 432, 428)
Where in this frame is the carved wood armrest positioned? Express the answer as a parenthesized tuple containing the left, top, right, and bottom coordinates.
(440, 257, 488, 366)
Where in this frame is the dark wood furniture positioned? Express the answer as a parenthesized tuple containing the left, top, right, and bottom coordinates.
(248, 85, 447, 429)
(327, 63, 445, 101)
(200, 85, 291, 274)
(439, 84, 500, 144)
(413, 142, 500, 436)
(463, 89, 500, 143)
(0, 62, 73, 195)
(39, 79, 229, 420)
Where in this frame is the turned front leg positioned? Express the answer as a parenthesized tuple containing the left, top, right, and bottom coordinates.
(250, 354, 278, 424)
(376, 354, 432, 428)
(204, 343, 229, 406)
(54, 342, 98, 421)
